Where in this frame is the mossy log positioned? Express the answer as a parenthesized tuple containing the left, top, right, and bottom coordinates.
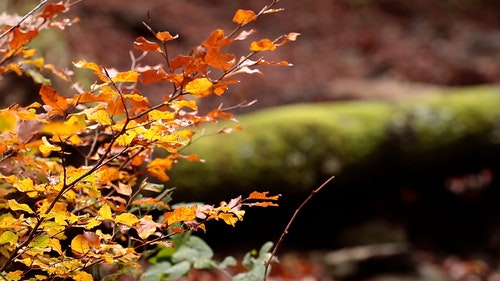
(167, 85, 500, 201)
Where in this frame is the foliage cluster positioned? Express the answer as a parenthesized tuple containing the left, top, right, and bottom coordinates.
(0, 1, 297, 280)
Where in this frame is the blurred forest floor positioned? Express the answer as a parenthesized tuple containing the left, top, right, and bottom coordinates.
(5, 0, 500, 110)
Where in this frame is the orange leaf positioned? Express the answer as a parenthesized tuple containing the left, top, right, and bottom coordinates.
(39, 3, 66, 19)
(202, 29, 231, 48)
(156, 31, 178, 42)
(132, 198, 170, 209)
(73, 60, 108, 82)
(39, 85, 69, 117)
(250, 39, 276, 52)
(208, 109, 234, 120)
(213, 79, 238, 96)
(133, 36, 161, 52)
(248, 191, 280, 201)
(233, 9, 257, 25)
(147, 156, 176, 181)
(140, 68, 169, 85)
(246, 202, 279, 208)
(164, 206, 197, 225)
(9, 28, 38, 49)
(112, 70, 139, 83)
(204, 48, 235, 71)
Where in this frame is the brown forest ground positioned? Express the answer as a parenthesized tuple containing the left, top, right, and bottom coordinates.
(60, 0, 500, 112)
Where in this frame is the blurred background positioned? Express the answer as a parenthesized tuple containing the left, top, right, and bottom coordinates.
(3, 0, 500, 280)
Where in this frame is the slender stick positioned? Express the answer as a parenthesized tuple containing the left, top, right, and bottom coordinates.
(0, 0, 49, 40)
(263, 175, 335, 281)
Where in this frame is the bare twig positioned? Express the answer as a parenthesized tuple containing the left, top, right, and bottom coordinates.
(0, 0, 49, 41)
(263, 175, 335, 281)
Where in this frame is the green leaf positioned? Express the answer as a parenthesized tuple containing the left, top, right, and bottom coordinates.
(28, 235, 50, 249)
(232, 242, 274, 281)
(172, 236, 214, 269)
(0, 231, 18, 246)
(141, 261, 191, 281)
(219, 256, 237, 268)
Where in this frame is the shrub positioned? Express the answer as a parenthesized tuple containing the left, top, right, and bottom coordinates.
(0, 1, 297, 280)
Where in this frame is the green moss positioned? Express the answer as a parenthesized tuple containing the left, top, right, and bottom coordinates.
(167, 85, 500, 200)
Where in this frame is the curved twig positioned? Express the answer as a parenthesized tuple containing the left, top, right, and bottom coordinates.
(263, 175, 335, 281)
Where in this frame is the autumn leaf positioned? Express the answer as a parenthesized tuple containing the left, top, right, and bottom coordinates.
(233, 9, 257, 26)
(98, 204, 113, 220)
(164, 206, 197, 225)
(185, 77, 213, 98)
(8, 199, 34, 214)
(39, 85, 69, 117)
(39, 136, 61, 157)
(39, 3, 67, 19)
(202, 29, 231, 48)
(147, 156, 176, 181)
(250, 39, 277, 52)
(0, 231, 18, 247)
(204, 47, 235, 71)
(156, 31, 178, 42)
(112, 70, 139, 83)
(248, 191, 280, 201)
(246, 201, 279, 208)
(132, 197, 170, 209)
(134, 36, 161, 52)
(115, 213, 139, 227)
(72, 271, 93, 281)
(73, 60, 108, 82)
(9, 28, 39, 49)
(71, 233, 99, 255)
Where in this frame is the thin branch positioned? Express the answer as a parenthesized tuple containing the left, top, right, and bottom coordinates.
(263, 175, 334, 281)
(0, 0, 49, 40)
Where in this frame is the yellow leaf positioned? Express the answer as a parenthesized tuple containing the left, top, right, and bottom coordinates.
(88, 108, 113, 125)
(8, 199, 34, 214)
(217, 213, 239, 227)
(185, 77, 213, 98)
(115, 213, 139, 227)
(39, 136, 61, 157)
(72, 270, 94, 281)
(148, 109, 175, 121)
(250, 39, 277, 52)
(233, 9, 257, 25)
(71, 234, 90, 254)
(98, 204, 113, 220)
(0, 110, 17, 132)
(13, 178, 38, 198)
(112, 70, 139, 83)
(49, 238, 63, 255)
